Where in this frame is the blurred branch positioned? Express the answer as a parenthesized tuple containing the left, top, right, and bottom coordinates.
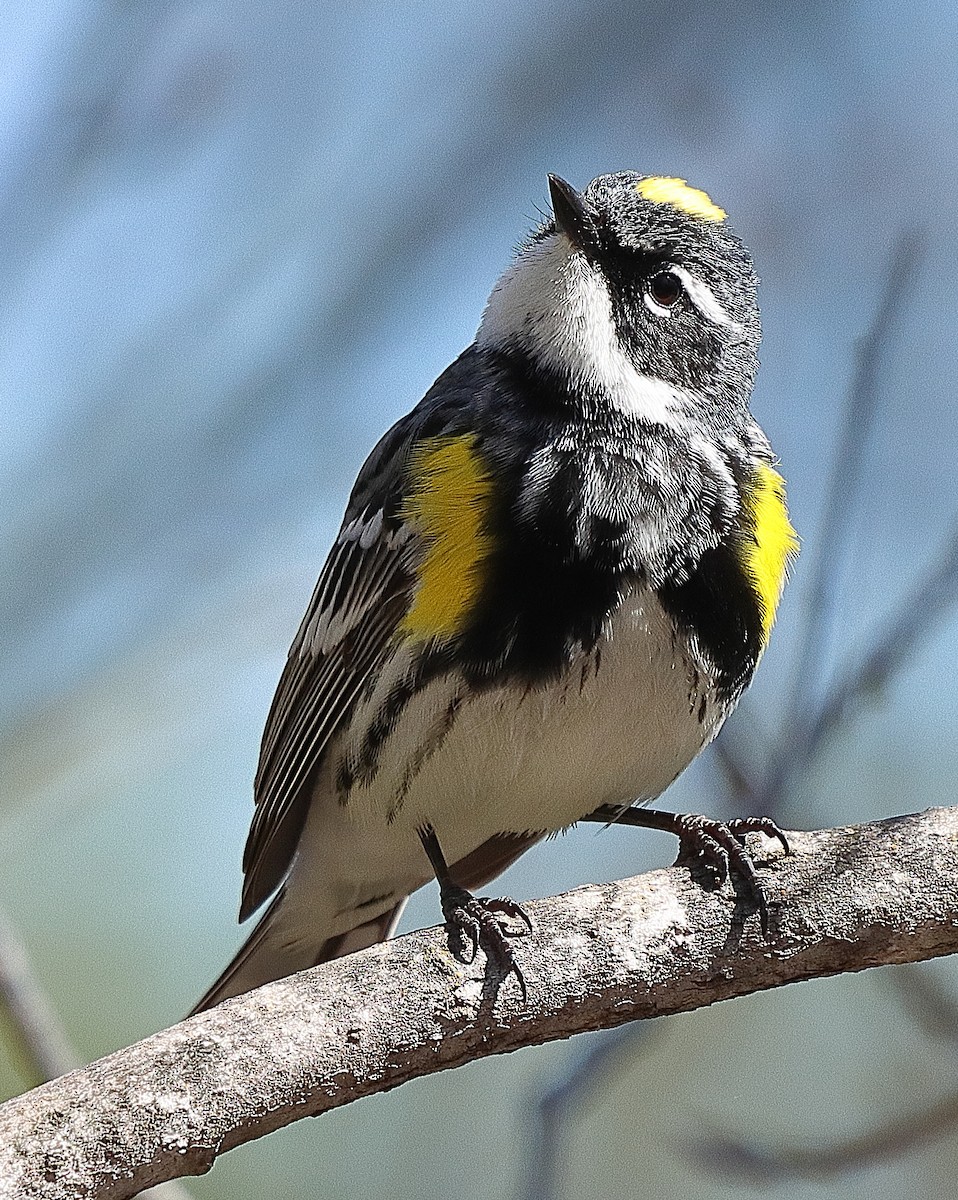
(0, 906, 79, 1087)
(712, 735, 762, 809)
(690, 962, 958, 1184)
(520, 1023, 657, 1200)
(888, 962, 958, 1046)
(701, 962, 958, 1185)
(766, 230, 925, 815)
(796, 522, 958, 766)
(783, 229, 924, 729)
(691, 1089, 958, 1184)
(0, 809, 957, 1199)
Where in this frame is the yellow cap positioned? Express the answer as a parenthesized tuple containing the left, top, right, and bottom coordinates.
(636, 177, 727, 223)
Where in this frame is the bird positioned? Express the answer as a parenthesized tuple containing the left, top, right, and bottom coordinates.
(193, 170, 798, 1013)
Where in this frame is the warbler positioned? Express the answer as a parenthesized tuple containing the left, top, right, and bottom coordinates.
(194, 171, 797, 1012)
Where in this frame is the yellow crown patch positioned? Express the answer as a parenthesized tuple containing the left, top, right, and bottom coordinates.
(636, 177, 727, 223)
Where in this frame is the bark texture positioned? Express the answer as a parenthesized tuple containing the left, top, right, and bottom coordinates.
(1, 807, 957, 1199)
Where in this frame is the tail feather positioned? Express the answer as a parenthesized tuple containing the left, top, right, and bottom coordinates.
(191, 831, 541, 1015)
(311, 901, 407, 962)
(190, 896, 407, 1015)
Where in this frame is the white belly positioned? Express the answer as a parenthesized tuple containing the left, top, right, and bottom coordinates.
(284, 586, 726, 931)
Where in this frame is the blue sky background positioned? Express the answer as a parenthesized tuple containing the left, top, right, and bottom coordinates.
(3, 3, 958, 1197)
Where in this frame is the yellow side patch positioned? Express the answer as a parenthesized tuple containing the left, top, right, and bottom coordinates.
(399, 434, 493, 642)
(636, 176, 727, 223)
(741, 464, 799, 640)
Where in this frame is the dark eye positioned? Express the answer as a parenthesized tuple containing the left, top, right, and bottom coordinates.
(646, 269, 684, 310)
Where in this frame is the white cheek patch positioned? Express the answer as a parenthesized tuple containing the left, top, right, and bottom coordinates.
(477, 234, 686, 428)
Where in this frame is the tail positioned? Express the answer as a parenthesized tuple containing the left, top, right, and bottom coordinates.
(190, 892, 407, 1015)
(191, 829, 540, 1015)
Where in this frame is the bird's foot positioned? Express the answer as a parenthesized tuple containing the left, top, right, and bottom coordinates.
(664, 811, 789, 933)
(440, 885, 532, 999)
(586, 804, 789, 935)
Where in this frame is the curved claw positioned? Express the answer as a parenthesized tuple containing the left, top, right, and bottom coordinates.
(667, 813, 787, 936)
(484, 896, 534, 935)
(725, 815, 791, 856)
(440, 886, 531, 999)
(447, 909, 480, 963)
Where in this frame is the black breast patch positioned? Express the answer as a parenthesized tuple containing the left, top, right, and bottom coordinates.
(656, 538, 764, 700)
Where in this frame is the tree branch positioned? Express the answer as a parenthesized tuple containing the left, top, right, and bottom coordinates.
(0, 908, 191, 1200)
(1, 807, 957, 1200)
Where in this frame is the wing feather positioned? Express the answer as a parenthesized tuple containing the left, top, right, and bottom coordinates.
(240, 511, 415, 920)
(237, 397, 471, 922)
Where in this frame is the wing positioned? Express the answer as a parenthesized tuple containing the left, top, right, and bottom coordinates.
(239, 434, 418, 921)
(238, 368, 493, 922)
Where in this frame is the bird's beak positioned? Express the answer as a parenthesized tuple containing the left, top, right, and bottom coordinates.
(547, 174, 595, 250)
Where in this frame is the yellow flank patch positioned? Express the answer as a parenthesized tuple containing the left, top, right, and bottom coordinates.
(399, 434, 494, 642)
(636, 176, 727, 223)
(741, 464, 799, 640)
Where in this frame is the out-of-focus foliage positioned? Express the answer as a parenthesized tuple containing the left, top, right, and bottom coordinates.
(3, 2, 958, 1197)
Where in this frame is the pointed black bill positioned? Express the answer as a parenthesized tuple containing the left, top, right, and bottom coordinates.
(547, 173, 594, 250)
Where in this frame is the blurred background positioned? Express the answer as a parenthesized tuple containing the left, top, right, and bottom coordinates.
(3, 1, 958, 1197)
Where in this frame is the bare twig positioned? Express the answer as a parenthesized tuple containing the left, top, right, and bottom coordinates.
(0, 808, 956, 1199)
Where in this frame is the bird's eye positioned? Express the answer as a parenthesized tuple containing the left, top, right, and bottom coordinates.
(646, 269, 684, 311)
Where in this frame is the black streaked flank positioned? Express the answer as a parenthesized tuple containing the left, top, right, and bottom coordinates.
(387, 691, 464, 822)
(336, 653, 434, 798)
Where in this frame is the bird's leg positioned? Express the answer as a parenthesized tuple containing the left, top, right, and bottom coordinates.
(582, 804, 790, 934)
(418, 825, 531, 998)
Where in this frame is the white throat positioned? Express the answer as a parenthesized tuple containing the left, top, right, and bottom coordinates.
(476, 232, 685, 427)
